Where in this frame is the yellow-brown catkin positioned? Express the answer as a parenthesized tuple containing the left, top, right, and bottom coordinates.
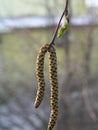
(47, 45, 58, 130)
(34, 44, 49, 108)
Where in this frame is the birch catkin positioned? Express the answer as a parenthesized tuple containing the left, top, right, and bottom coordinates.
(34, 44, 49, 108)
(48, 45, 58, 130)
(34, 44, 58, 130)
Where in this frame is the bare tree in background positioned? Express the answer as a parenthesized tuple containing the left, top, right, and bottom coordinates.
(83, 27, 94, 76)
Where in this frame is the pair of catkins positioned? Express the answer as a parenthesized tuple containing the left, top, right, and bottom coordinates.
(34, 16, 69, 130)
(34, 44, 58, 130)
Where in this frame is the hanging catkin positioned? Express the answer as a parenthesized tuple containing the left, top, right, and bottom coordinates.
(34, 44, 49, 108)
(34, 44, 58, 130)
(47, 45, 58, 130)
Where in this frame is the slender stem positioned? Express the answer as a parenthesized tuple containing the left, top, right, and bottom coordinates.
(48, 0, 69, 49)
(65, 0, 69, 16)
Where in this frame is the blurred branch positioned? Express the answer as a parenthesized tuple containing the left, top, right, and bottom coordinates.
(81, 71, 97, 121)
(83, 28, 94, 75)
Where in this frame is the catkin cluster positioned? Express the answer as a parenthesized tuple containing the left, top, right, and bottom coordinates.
(34, 44, 58, 130)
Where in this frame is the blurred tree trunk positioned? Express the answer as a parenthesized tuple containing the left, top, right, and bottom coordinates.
(63, 0, 72, 80)
(0, 35, 2, 44)
(83, 28, 93, 76)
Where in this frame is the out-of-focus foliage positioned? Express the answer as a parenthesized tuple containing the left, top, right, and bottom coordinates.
(0, 24, 98, 130)
(0, 0, 65, 16)
(71, 0, 86, 14)
(0, 0, 98, 130)
(0, 0, 91, 16)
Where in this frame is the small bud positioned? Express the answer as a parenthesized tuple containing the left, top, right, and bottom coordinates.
(57, 16, 69, 38)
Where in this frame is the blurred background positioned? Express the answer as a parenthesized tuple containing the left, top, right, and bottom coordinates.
(0, 0, 98, 130)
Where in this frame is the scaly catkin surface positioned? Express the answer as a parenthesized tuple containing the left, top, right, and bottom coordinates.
(34, 44, 58, 130)
(34, 44, 49, 108)
(48, 45, 58, 130)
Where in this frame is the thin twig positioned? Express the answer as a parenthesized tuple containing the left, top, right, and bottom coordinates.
(65, 0, 69, 16)
(48, 0, 69, 49)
